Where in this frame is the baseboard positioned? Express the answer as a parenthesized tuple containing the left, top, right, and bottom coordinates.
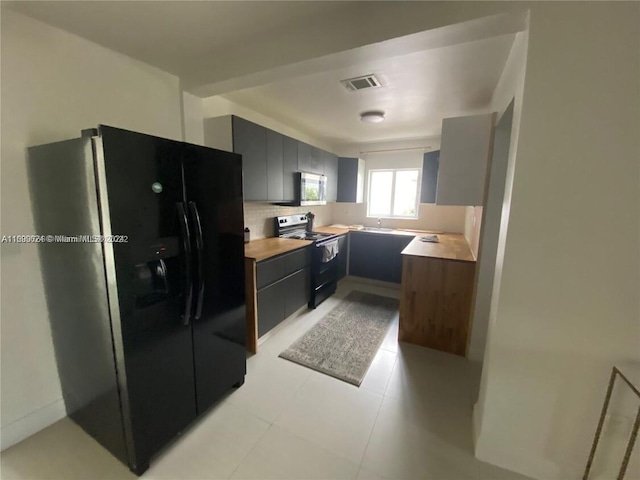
(343, 275, 401, 290)
(467, 345, 485, 363)
(0, 399, 66, 451)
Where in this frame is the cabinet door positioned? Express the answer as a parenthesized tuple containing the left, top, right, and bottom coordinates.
(337, 235, 348, 280)
(392, 236, 414, 283)
(232, 117, 267, 201)
(266, 130, 284, 201)
(310, 146, 325, 174)
(436, 113, 493, 206)
(337, 157, 357, 203)
(283, 136, 298, 202)
(420, 151, 439, 204)
(348, 232, 395, 282)
(324, 152, 338, 202)
(297, 142, 312, 172)
(284, 268, 310, 318)
(257, 280, 285, 337)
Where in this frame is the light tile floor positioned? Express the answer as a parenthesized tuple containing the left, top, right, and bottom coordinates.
(0, 278, 532, 480)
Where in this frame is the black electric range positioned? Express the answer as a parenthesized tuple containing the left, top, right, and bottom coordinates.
(274, 214, 340, 308)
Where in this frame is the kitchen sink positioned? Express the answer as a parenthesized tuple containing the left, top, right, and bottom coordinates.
(360, 227, 394, 232)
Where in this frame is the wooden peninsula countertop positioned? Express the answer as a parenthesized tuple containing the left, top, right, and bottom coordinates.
(401, 234, 476, 263)
(245, 237, 312, 262)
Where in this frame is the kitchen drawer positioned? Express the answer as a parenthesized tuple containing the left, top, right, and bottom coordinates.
(257, 280, 286, 337)
(256, 256, 285, 290)
(283, 247, 311, 277)
(283, 267, 310, 318)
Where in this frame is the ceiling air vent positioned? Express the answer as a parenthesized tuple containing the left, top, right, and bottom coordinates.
(341, 74, 382, 92)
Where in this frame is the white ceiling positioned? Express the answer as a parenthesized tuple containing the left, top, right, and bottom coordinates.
(6, 1, 519, 146)
(223, 34, 515, 144)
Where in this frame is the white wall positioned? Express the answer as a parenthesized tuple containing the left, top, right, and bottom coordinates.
(182, 91, 205, 145)
(467, 32, 526, 363)
(473, 4, 640, 479)
(333, 137, 466, 233)
(0, 10, 183, 450)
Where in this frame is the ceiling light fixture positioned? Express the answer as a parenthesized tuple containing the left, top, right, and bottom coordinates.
(360, 111, 385, 123)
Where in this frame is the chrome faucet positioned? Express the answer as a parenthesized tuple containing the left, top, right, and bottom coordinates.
(377, 218, 382, 229)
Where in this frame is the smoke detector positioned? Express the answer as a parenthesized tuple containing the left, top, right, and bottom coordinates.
(341, 74, 382, 92)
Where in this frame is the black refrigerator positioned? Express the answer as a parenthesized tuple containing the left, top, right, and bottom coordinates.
(28, 125, 246, 475)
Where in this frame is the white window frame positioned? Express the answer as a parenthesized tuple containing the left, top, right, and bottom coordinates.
(366, 168, 421, 219)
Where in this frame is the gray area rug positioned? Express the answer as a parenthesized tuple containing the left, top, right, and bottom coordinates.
(279, 291, 399, 386)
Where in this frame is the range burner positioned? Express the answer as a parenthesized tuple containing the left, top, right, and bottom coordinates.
(282, 230, 335, 241)
(275, 215, 339, 244)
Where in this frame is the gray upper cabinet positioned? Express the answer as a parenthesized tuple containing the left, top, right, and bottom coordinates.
(205, 115, 339, 203)
(337, 157, 365, 203)
(308, 146, 325, 174)
(266, 130, 284, 201)
(282, 136, 298, 202)
(297, 142, 312, 173)
(420, 151, 439, 204)
(436, 113, 494, 206)
(232, 116, 267, 201)
(324, 151, 338, 202)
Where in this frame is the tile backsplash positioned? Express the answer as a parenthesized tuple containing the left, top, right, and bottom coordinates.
(243, 203, 333, 240)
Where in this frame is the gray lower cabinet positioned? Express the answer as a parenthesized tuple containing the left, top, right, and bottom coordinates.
(257, 281, 286, 337)
(284, 268, 310, 318)
(392, 236, 414, 283)
(337, 234, 348, 280)
(256, 247, 311, 337)
(348, 232, 414, 284)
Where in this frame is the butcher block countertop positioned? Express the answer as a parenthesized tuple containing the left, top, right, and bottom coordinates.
(244, 237, 312, 262)
(401, 234, 476, 263)
(313, 225, 351, 236)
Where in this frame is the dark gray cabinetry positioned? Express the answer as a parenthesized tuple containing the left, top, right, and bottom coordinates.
(324, 151, 338, 202)
(266, 130, 284, 201)
(283, 136, 298, 202)
(297, 142, 312, 173)
(284, 268, 310, 317)
(257, 282, 286, 337)
(337, 234, 348, 280)
(309, 147, 325, 174)
(392, 236, 414, 283)
(232, 116, 267, 201)
(421, 150, 439, 204)
(256, 247, 311, 336)
(349, 232, 414, 284)
(337, 157, 362, 203)
(349, 232, 395, 282)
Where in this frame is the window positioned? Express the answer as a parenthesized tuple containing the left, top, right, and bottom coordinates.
(367, 168, 420, 218)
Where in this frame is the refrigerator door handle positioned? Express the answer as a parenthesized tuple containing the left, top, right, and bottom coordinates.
(188, 201, 205, 320)
(176, 202, 193, 325)
(156, 258, 169, 295)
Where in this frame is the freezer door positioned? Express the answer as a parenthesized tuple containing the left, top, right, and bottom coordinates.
(98, 126, 196, 471)
(182, 143, 247, 414)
